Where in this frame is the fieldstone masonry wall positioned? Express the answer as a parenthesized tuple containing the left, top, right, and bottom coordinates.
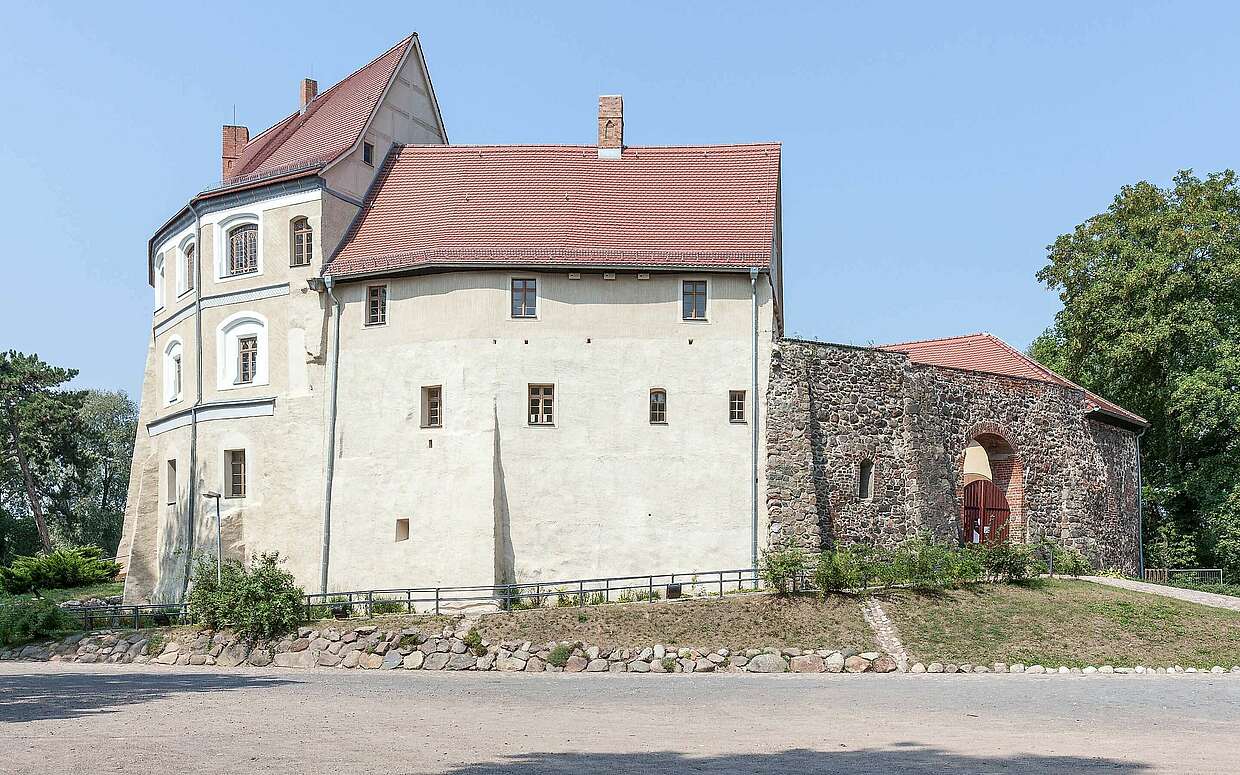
(765, 339, 1140, 571)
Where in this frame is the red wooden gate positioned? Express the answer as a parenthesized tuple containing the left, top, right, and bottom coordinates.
(962, 480, 1010, 546)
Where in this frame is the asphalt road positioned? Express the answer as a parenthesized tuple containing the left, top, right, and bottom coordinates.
(2, 662, 1238, 774)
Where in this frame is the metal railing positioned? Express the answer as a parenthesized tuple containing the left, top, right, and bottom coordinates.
(59, 567, 764, 628)
(1143, 568, 1224, 586)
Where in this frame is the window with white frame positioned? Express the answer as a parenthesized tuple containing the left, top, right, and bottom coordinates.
(226, 449, 247, 498)
(217, 312, 268, 389)
(528, 384, 554, 425)
(154, 254, 166, 310)
(182, 242, 196, 294)
(290, 217, 312, 266)
(511, 278, 537, 318)
(163, 338, 184, 404)
(226, 223, 258, 276)
(682, 280, 707, 320)
(649, 389, 667, 423)
(729, 390, 746, 422)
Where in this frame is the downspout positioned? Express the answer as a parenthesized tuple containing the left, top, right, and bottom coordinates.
(319, 275, 343, 593)
(179, 201, 204, 600)
(1136, 427, 1146, 578)
(750, 267, 760, 570)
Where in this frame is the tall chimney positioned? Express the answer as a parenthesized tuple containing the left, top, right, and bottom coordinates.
(222, 124, 249, 178)
(597, 95, 622, 159)
(300, 78, 318, 110)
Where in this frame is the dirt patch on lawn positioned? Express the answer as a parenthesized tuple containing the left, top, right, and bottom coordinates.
(880, 579, 1240, 668)
(474, 592, 875, 651)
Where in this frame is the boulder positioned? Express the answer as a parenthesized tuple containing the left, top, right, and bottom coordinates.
(247, 648, 273, 668)
(825, 652, 846, 673)
(844, 655, 871, 673)
(871, 656, 898, 673)
(565, 656, 588, 673)
(403, 652, 425, 669)
(694, 658, 716, 673)
(628, 660, 650, 673)
(318, 653, 342, 668)
(423, 652, 451, 671)
(447, 653, 477, 670)
(745, 654, 788, 673)
(273, 650, 317, 669)
(497, 657, 527, 672)
(524, 656, 545, 672)
(381, 651, 404, 669)
(216, 643, 250, 668)
(790, 655, 825, 673)
(586, 659, 610, 672)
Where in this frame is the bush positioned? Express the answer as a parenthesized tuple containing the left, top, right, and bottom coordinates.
(1037, 541, 1094, 577)
(759, 547, 807, 595)
(0, 546, 121, 595)
(463, 628, 486, 656)
(813, 546, 863, 593)
(186, 552, 304, 639)
(0, 598, 75, 646)
(972, 542, 1036, 582)
(547, 642, 574, 668)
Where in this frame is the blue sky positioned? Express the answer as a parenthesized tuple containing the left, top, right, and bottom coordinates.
(2, 2, 1237, 398)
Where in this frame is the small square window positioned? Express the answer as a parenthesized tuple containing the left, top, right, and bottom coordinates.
(363, 141, 375, 166)
(682, 280, 707, 320)
(366, 285, 387, 326)
(226, 449, 247, 498)
(528, 384, 554, 425)
(395, 518, 410, 542)
(512, 278, 537, 318)
(729, 390, 746, 423)
(422, 385, 442, 428)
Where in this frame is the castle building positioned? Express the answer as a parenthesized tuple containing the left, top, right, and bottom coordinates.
(119, 35, 1143, 604)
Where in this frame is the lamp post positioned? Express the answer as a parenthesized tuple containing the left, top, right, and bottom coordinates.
(203, 491, 222, 584)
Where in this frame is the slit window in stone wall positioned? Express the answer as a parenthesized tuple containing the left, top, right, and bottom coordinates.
(859, 459, 874, 500)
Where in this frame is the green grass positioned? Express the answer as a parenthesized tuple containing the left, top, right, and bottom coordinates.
(4, 581, 124, 605)
(880, 579, 1240, 669)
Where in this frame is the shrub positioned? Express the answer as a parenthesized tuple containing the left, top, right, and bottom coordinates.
(0, 598, 75, 646)
(1037, 540, 1094, 577)
(0, 546, 121, 595)
(370, 600, 406, 616)
(972, 542, 1036, 582)
(186, 552, 304, 639)
(813, 546, 863, 594)
(661, 657, 678, 672)
(547, 642, 574, 668)
(463, 628, 486, 656)
(759, 547, 807, 595)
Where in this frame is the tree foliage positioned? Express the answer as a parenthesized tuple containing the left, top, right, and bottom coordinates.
(1033, 170, 1240, 576)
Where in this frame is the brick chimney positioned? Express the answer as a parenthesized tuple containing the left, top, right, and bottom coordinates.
(597, 95, 622, 159)
(300, 78, 318, 110)
(222, 124, 249, 178)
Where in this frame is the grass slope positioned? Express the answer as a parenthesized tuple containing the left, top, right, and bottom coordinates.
(5, 582, 124, 604)
(880, 579, 1240, 668)
(474, 592, 876, 651)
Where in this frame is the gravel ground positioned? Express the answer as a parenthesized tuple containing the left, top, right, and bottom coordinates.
(2, 661, 1238, 774)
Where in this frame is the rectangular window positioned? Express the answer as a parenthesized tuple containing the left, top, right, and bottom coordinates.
(422, 386, 442, 428)
(237, 336, 258, 384)
(528, 384, 554, 425)
(395, 518, 410, 542)
(511, 278, 537, 318)
(185, 245, 195, 292)
(227, 450, 247, 498)
(729, 390, 746, 423)
(363, 141, 375, 166)
(682, 280, 707, 320)
(366, 285, 387, 326)
(172, 355, 182, 399)
(166, 459, 177, 506)
(859, 460, 874, 500)
(649, 389, 667, 423)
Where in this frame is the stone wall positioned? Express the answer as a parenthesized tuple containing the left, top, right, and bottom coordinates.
(765, 339, 1141, 571)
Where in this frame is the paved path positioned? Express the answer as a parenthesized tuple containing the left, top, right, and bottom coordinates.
(1081, 575, 1240, 611)
(2, 662, 1238, 774)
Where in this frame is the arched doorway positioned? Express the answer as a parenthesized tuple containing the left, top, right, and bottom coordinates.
(962, 479, 1010, 545)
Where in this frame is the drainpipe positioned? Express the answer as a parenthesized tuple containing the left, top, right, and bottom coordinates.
(179, 201, 204, 600)
(319, 275, 343, 593)
(1136, 427, 1146, 578)
(750, 267, 760, 570)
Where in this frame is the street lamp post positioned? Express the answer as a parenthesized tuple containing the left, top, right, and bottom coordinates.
(203, 491, 222, 584)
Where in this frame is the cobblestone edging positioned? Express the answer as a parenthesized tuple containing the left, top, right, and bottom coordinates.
(861, 599, 909, 672)
(0, 625, 898, 675)
(907, 661, 1240, 675)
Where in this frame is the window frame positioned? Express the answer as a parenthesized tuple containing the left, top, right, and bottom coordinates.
(395, 518, 410, 542)
(681, 278, 709, 321)
(649, 388, 668, 424)
(165, 459, 177, 507)
(212, 213, 263, 283)
(225, 223, 259, 278)
(216, 311, 269, 390)
(163, 337, 185, 405)
(290, 216, 313, 267)
(528, 384, 555, 426)
(421, 385, 443, 428)
(153, 253, 166, 311)
(728, 390, 747, 423)
(177, 234, 197, 298)
(236, 335, 258, 385)
(365, 284, 388, 327)
(859, 459, 875, 501)
(225, 449, 247, 499)
(510, 277, 539, 320)
(363, 141, 375, 166)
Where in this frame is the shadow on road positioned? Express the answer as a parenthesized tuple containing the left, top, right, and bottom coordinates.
(0, 670, 295, 723)
(439, 744, 1150, 774)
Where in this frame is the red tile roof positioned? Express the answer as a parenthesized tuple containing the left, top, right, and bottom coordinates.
(325, 143, 781, 277)
(880, 333, 1147, 427)
(223, 35, 414, 185)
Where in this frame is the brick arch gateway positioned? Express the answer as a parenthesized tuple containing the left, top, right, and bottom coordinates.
(957, 426, 1025, 545)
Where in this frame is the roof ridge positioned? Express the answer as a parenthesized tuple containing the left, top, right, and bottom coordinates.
(879, 332, 991, 349)
(391, 142, 782, 152)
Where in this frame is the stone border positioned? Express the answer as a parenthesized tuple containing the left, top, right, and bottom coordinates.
(908, 661, 1240, 675)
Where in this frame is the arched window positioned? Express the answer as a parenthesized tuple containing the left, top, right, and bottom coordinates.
(290, 217, 312, 266)
(154, 254, 166, 310)
(859, 459, 874, 500)
(217, 312, 268, 389)
(183, 243, 195, 293)
(649, 389, 667, 423)
(227, 224, 258, 276)
(163, 338, 184, 404)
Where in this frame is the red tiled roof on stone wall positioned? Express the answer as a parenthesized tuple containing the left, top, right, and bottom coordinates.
(224, 35, 414, 183)
(324, 143, 781, 277)
(880, 333, 1147, 427)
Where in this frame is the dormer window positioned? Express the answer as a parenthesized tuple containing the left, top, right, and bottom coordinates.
(227, 224, 258, 276)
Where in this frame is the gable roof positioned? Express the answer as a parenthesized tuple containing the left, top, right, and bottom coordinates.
(879, 332, 1147, 428)
(221, 35, 416, 186)
(324, 142, 781, 278)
